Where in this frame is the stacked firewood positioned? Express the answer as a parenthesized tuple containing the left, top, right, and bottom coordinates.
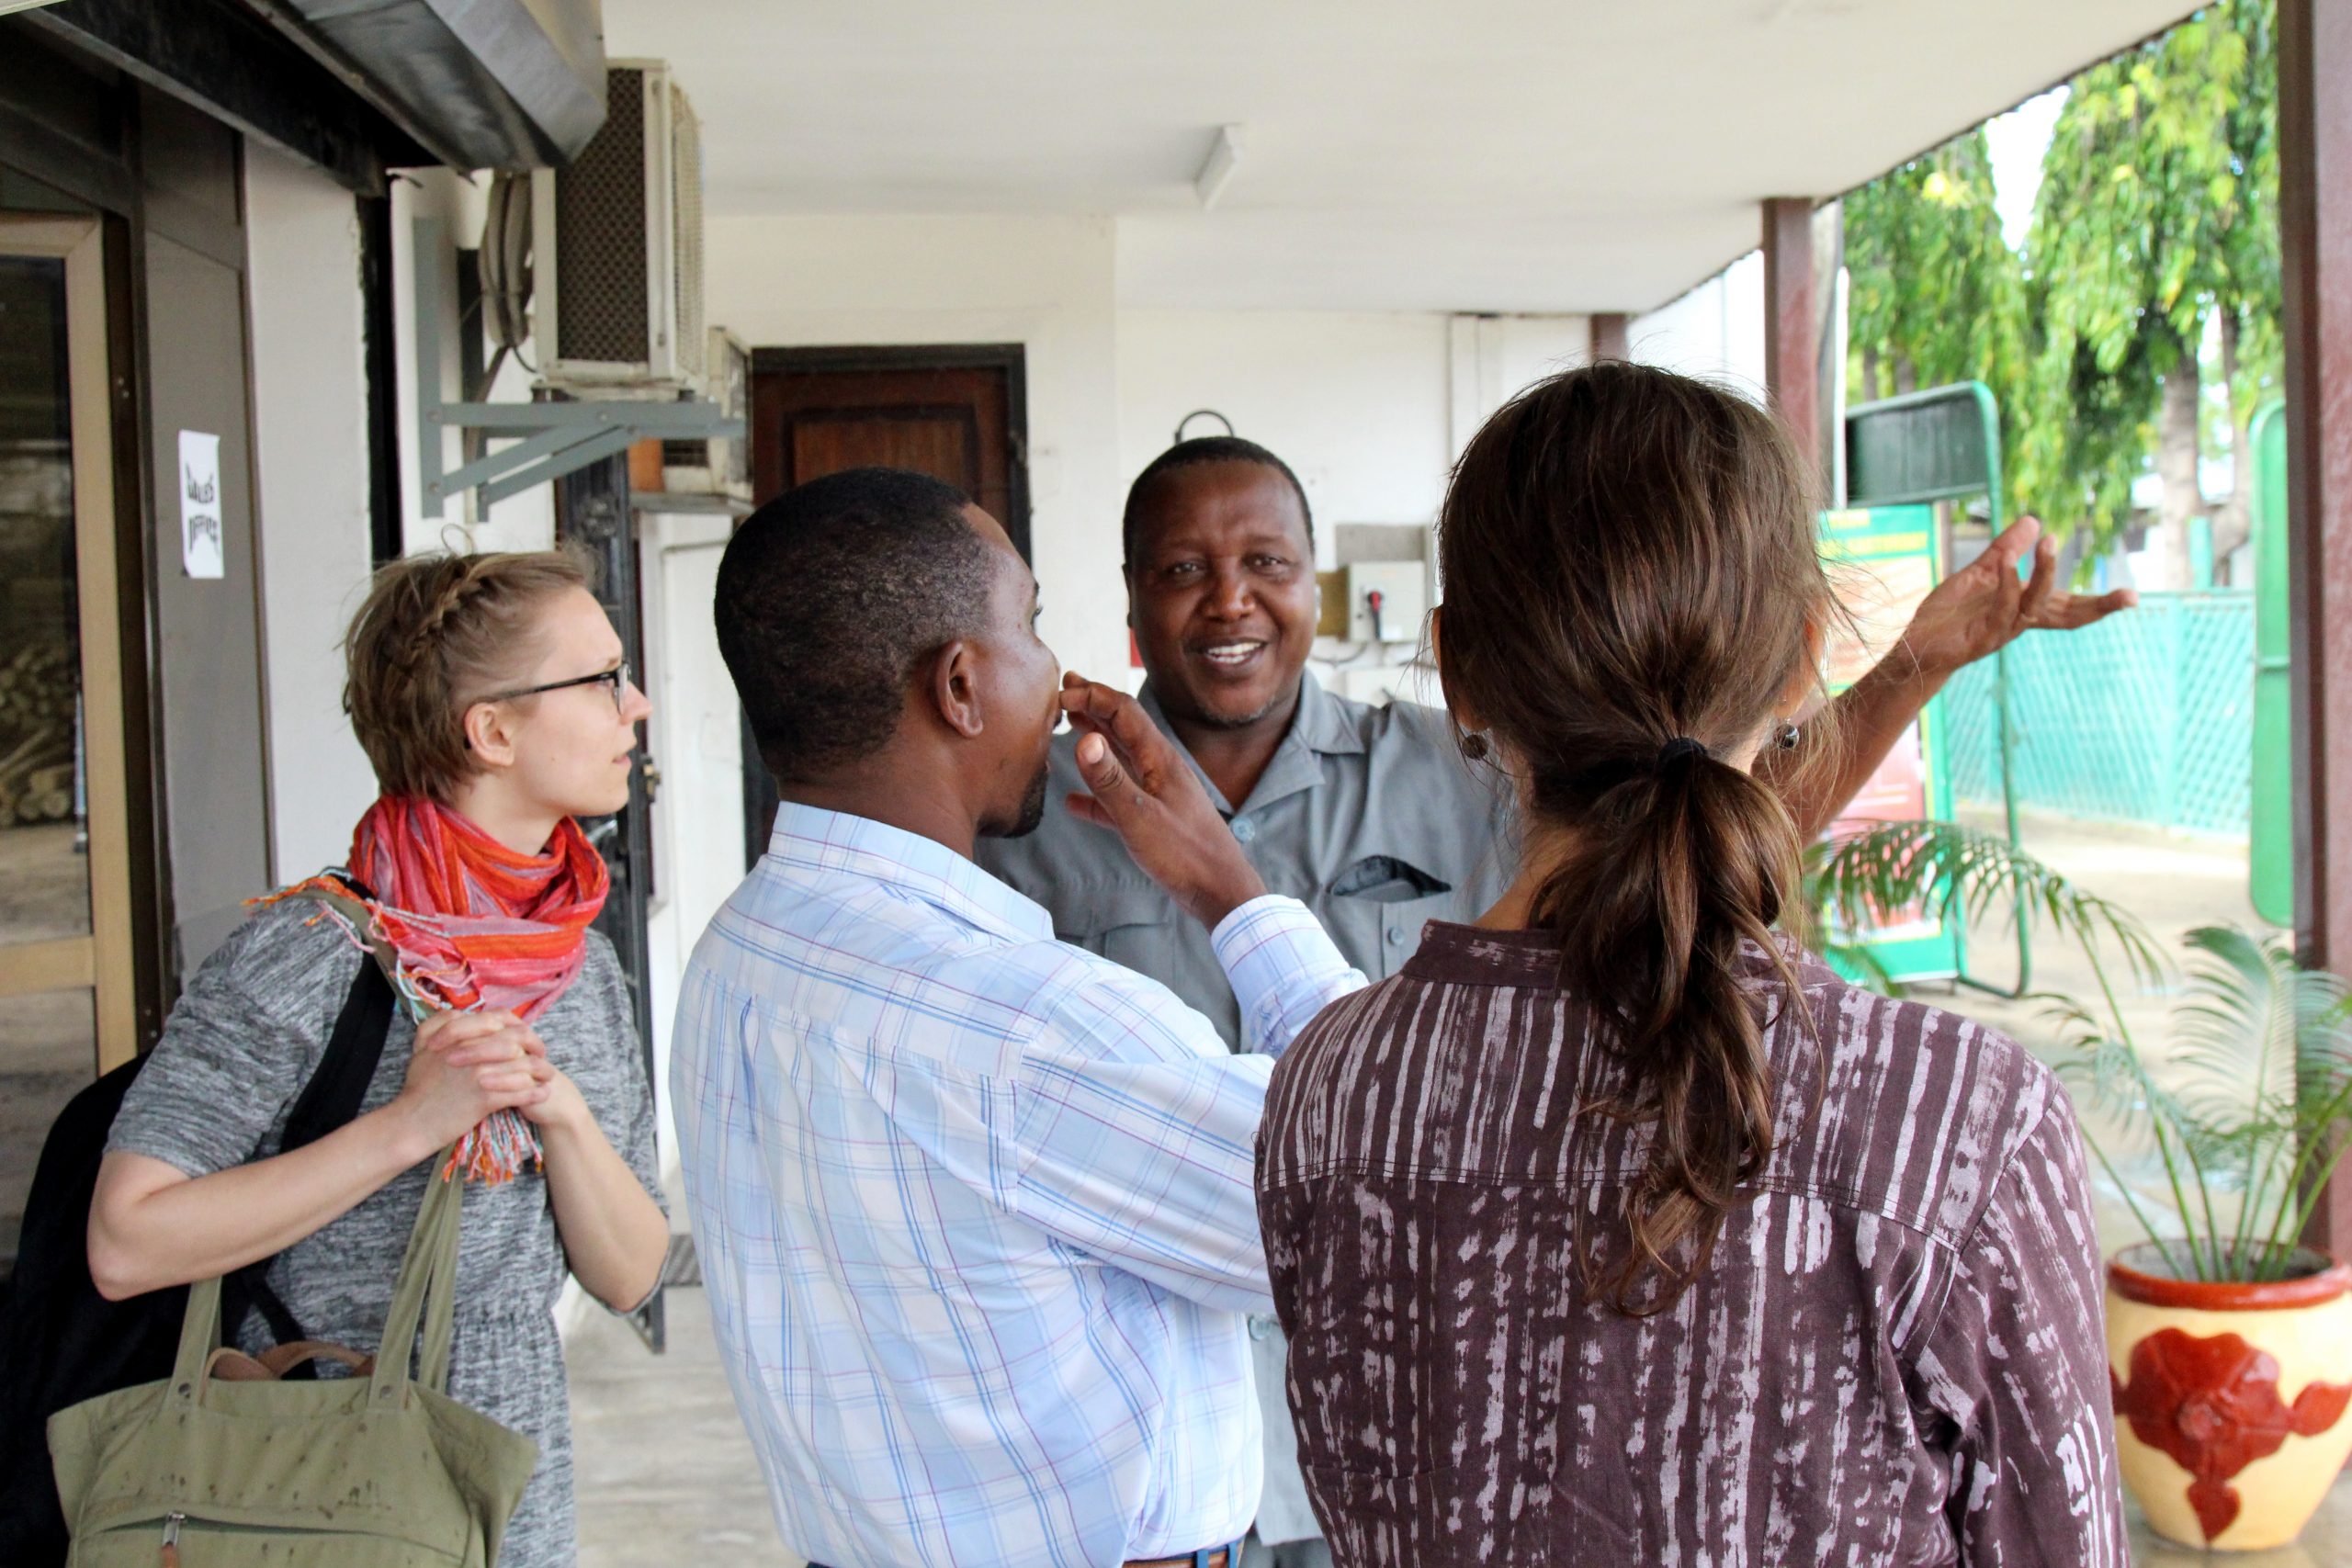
(0, 640, 75, 824)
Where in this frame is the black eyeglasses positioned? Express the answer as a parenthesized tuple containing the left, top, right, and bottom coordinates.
(482, 660, 634, 713)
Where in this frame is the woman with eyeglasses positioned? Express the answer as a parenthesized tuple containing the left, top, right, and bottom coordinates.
(87, 547, 670, 1567)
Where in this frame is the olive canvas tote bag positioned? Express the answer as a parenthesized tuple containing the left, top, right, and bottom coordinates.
(46, 1160, 538, 1565)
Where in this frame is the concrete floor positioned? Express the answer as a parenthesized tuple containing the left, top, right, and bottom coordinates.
(565, 810, 2352, 1564)
(567, 1283, 798, 1567)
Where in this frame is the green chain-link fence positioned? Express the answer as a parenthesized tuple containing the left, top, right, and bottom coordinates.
(1943, 591, 2254, 839)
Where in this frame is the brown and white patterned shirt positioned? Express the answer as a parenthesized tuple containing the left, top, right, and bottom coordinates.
(1257, 922, 2125, 1566)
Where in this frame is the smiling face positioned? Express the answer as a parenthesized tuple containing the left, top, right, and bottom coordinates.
(961, 505, 1063, 839)
(468, 585, 651, 822)
(1126, 460, 1318, 731)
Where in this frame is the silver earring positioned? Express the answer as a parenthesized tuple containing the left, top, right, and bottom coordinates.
(1775, 720, 1802, 750)
(1461, 732, 1491, 761)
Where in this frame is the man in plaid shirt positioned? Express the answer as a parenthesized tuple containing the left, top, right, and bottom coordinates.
(674, 468, 1363, 1568)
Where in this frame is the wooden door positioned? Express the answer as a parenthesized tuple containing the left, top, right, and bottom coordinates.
(0, 215, 137, 1261)
(749, 346, 1028, 554)
(740, 346, 1030, 863)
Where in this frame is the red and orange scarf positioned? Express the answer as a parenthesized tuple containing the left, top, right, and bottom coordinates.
(274, 797, 609, 1182)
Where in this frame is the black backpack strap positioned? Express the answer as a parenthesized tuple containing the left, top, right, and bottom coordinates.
(280, 871, 397, 1156)
(226, 874, 400, 1357)
(280, 957, 398, 1155)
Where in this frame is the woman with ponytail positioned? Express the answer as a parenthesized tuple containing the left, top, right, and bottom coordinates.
(88, 548, 669, 1566)
(1256, 364, 2122, 1566)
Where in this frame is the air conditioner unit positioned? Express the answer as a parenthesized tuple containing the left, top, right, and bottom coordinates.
(662, 328, 750, 499)
(534, 60, 705, 395)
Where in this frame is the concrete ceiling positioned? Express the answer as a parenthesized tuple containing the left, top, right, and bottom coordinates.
(602, 0, 2198, 315)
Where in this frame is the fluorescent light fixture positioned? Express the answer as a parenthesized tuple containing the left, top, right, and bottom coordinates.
(0, 0, 69, 14)
(1195, 124, 1243, 210)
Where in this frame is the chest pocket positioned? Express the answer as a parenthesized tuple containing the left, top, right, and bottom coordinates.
(1322, 854, 1457, 980)
(1053, 884, 1180, 968)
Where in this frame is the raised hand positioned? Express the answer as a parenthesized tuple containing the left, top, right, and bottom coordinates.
(1057, 673, 1269, 929)
(1898, 514, 2138, 681)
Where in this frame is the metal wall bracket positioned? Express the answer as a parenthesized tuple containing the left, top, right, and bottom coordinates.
(411, 216, 744, 518)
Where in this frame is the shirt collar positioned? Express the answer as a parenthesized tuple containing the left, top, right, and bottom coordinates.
(1287, 670, 1368, 757)
(1136, 671, 1365, 817)
(765, 801, 1053, 945)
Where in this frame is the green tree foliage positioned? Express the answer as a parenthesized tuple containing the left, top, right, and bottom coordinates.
(2019, 0, 2278, 576)
(1840, 1, 2278, 577)
(1846, 132, 2030, 431)
(1844, 133, 2033, 518)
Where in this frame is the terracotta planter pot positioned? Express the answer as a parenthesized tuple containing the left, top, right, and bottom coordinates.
(2107, 1245, 2352, 1550)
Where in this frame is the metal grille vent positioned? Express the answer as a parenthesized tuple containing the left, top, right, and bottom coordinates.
(555, 67, 650, 365)
(671, 83, 706, 380)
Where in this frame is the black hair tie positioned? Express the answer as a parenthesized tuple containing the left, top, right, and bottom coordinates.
(1657, 736, 1709, 769)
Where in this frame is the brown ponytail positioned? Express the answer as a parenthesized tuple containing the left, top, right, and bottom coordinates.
(1436, 362, 1837, 1315)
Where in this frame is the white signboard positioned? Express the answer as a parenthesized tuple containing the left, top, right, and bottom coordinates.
(178, 430, 222, 580)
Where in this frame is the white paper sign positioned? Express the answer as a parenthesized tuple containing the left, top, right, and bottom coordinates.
(178, 430, 223, 580)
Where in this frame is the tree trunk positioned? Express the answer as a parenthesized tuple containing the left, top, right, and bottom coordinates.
(1893, 355, 1918, 397)
(2211, 309, 2254, 579)
(2149, 343, 2202, 592)
(1860, 344, 1881, 403)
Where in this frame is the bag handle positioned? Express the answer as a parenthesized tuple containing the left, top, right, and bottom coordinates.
(368, 1156, 466, 1405)
(167, 1275, 225, 1408)
(165, 1151, 465, 1411)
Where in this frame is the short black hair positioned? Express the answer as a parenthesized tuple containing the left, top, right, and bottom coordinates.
(1121, 435, 1313, 571)
(716, 467, 998, 783)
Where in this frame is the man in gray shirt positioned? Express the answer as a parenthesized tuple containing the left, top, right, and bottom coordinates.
(978, 433, 2133, 1567)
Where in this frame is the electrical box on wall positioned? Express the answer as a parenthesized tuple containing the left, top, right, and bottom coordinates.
(1342, 561, 1428, 643)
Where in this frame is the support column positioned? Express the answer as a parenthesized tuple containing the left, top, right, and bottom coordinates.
(1761, 197, 1819, 465)
(2283, 0, 2352, 1252)
(1589, 311, 1629, 363)
(554, 448, 667, 1348)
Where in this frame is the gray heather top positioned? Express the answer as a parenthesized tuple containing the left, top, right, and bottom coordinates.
(978, 673, 1518, 1051)
(108, 895, 663, 1568)
(1258, 924, 2125, 1567)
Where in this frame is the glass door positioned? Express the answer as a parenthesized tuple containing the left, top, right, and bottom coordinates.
(0, 213, 133, 1262)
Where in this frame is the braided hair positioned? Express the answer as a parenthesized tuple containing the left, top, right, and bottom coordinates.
(342, 546, 595, 802)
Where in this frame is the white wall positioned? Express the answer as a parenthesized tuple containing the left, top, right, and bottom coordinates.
(706, 213, 1126, 683)
(635, 510, 742, 1172)
(1117, 309, 1592, 537)
(1629, 250, 1768, 400)
(243, 145, 382, 878)
(390, 169, 559, 558)
(1117, 310, 1454, 537)
(1445, 314, 1594, 461)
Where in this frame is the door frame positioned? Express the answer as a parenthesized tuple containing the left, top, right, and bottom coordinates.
(747, 343, 1032, 558)
(738, 344, 1032, 868)
(0, 214, 139, 1069)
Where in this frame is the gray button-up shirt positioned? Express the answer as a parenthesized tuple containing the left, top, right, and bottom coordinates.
(981, 673, 1517, 1047)
(978, 671, 1519, 1544)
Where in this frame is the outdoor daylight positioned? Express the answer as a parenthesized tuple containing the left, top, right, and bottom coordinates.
(4, 3, 2352, 1566)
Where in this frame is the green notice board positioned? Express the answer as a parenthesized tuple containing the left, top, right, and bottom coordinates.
(1818, 504, 1963, 982)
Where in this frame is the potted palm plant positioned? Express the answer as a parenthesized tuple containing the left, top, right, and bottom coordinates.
(1812, 820, 2352, 1551)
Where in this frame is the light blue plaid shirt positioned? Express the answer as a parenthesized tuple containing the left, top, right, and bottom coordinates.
(672, 804, 1364, 1568)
